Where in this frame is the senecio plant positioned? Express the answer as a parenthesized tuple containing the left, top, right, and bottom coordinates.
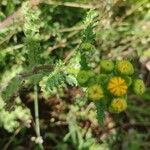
(0, 5, 147, 149)
(77, 59, 145, 123)
(73, 11, 146, 124)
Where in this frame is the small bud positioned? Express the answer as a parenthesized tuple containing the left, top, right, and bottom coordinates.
(77, 70, 89, 86)
(96, 74, 109, 84)
(133, 79, 145, 95)
(100, 60, 114, 73)
(77, 70, 94, 86)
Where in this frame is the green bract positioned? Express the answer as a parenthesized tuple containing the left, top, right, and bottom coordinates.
(133, 79, 145, 95)
(86, 71, 96, 86)
(80, 42, 93, 51)
(96, 74, 108, 84)
(87, 77, 96, 86)
(124, 76, 132, 87)
(116, 60, 134, 75)
(100, 60, 114, 73)
(87, 70, 95, 78)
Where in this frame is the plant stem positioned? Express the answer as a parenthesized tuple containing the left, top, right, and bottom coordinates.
(3, 127, 21, 150)
(34, 84, 44, 150)
(34, 84, 40, 136)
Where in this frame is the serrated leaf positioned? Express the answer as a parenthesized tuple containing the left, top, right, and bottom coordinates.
(2, 77, 22, 101)
(25, 38, 41, 67)
(82, 24, 95, 43)
(29, 73, 46, 85)
(65, 74, 77, 86)
(95, 100, 106, 125)
(80, 54, 89, 69)
(45, 72, 65, 91)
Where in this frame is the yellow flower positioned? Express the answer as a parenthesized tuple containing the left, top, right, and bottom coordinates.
(108, 77, 128, 96)
(116, 60, 134, 75)
(110, 98, 127, 113)
(87, 84, 104, 101)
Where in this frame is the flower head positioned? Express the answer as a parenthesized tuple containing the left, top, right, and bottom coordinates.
(109, 98, 127, 113)
(133, 79, 145, 95)
(100, 60, 114, 73)
(116, 60, 134, 75)
(108, 77, 128, 96)
(87, 84, 104, 101)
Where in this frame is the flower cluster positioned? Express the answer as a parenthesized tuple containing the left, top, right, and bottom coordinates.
(77, 60, 146, 114)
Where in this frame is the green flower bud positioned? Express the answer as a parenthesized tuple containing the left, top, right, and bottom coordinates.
(77, 70, 94, 86)
(100, 60, 114, 73)
(96, 74, 109, 84)
(87, 70, 95, 78)
(109, 98, 127, 113)
(80, 42, 93, 51)
(87, 84, 104, 101)
(86, 71, 96, 86)
(124, 76, 132, 87)
(87, 77, 96, 86)
(133, 79, 145, 95)
(116, 60, 134, 75)
(77, 70, 88, 86)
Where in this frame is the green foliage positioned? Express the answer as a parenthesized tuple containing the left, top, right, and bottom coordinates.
(1, 77, 21, 100)
(0, 97, 31, 132)
(140, 88, 150, 100)
(95, 100, 106, 125)
(22, 2, 41, 38)
(25, 38, 41, 67)
(42, 72, 65, 91)
(39, 62, 66, 97)
(22, 2, 41, 67)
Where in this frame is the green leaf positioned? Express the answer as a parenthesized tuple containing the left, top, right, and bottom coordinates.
(25, 38, 41, 67)
(95, 100, 106, 125)
(2, 77, 22, 101)
(80, 54, 89, 70)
